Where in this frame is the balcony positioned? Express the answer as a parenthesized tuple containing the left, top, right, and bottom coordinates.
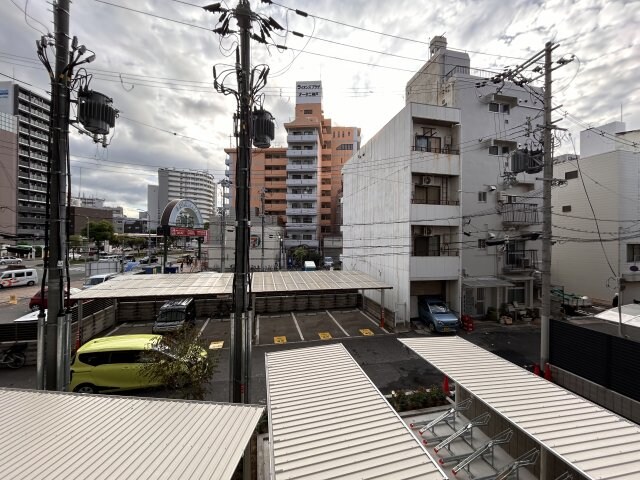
(410, 147, 460, 177)
(503, 249, 538, 272)
(287, 149, 318, 158)
(286, 223, 317, 231)
(286, 193, 316, 202)
(287, 134, 318, 143)
(286, 178, 317, 187)
(286, 163, 317, 172)
(410, 202, 460, 226)
(501, 203, 540, 226)
(286, 208, 317, 216)
(410, 255, 460, 280)
(283, 238, 319, 249)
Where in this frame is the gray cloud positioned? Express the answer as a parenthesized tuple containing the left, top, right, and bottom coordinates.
(1, 0, 638, 216)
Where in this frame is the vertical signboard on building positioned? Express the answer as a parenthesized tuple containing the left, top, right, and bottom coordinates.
(296, 81, 322, 105)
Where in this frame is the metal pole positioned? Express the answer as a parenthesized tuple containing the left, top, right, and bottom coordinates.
(220, 180, 228, 272)
(147, 214, 151, 262)
(540, 42, 553, 368)
(261, 188, 265, 271)
(618, 226, 624, 337)
(46, 0, 70, 391)
(231, 0, 252, 404)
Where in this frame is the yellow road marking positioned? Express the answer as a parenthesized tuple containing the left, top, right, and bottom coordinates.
(274, 336, 287, 344)
(318, 332, 332, 340)
(359, 328, 374, 336)
(209, 341, 224, 350)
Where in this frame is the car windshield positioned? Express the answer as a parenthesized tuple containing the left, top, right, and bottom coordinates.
(429, 302, 449, 313)
(88, 277, 104, 285)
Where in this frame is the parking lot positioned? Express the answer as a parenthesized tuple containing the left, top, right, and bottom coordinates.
(99, 308, 390, 349)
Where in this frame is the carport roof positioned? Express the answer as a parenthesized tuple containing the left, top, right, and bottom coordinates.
(400, 337, 640, 480)
(265, 343, 447, 479)
(462, 276, 514, 288)
(71, 272, 234, 299)
(0, 388, 263, 480)
(252, 270, 392, 293)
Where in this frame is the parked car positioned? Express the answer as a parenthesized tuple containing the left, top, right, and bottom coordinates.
(29, 287, 82, 312)
(68, 334, 207, 394)
(323, 257, 334, 269)
(139, 256, 159, 264)
(152, 298, 196, 334)
(82, 273, 119, 289)
(418, 296, 460, 333)
(0, 256, 22, 266)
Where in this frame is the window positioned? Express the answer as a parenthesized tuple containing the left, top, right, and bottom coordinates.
(507, 284, 526, 304)
(627, 244, 640, 262)
(489, 145, 510, 155)
(303, 109, 312, 114)
(414, 235, 441, 256)
(110, 350, 144, 364)
(478, 239, 487, 249)
(565, 170, 578, 180)
(78, 352, 111, 366)
(415, 135, 441, 152)
(302, 234, 313, 240)
(562, 205, 571, 212)
(478, 192, 487, 202)
(321, 214, 330, 220)
(336, 143, 353, 150)
(15, 272, 25, 278)
(489, 103, 510, 114)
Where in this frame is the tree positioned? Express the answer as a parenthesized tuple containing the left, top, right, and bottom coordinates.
(69, 235, 83, 257)
(82, 220, 114, 245)
(292, 246, 308, 266)
(139, 327, 217, 400)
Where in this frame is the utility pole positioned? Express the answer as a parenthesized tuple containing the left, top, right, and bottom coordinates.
(208, 0, 277, 409)
(233, 0, 252, 405)
(45, 0, 71, 391)
(260, 187, 266, 271)
(540, 42, 556, 368)
(220, 178, 230, 272)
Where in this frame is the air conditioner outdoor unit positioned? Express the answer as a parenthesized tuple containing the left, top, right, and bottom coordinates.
(444, 136, 452, 145)
(422, 175, 433, 185)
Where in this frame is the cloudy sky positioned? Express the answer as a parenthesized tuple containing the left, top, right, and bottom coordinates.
(1, 0, 638, 216)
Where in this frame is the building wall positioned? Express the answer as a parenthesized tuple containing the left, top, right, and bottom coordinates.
(147, 184, 159, 231)
(0, 112, 18, 241)
(343, 103, 462, 319)
(70, 206, 113, 235)
(552, 124, 640, 304)
(0, 82, 51, 243)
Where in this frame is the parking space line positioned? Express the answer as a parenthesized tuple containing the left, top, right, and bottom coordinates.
(360, 310, 390, 334)
(105, 325, 122, 336)
(198, 318, 210, 338)
(326, 310, 350, 337)
(290, 312, 305, 341)
(255, 315, 260, 345)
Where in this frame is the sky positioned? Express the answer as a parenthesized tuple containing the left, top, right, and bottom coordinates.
(1, 0, 638, 217)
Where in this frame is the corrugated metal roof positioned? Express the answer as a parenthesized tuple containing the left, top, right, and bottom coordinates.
(595, 304, 640, 328)
(265, 344, 447, 480)
(0, 388, 263, 480)
(71, 272, 234, 300)
(252, 270, 391, 293)
(400, 337, 640, 480)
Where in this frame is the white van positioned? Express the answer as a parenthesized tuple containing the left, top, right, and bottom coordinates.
(0, 268, 38, 288)
(303, 261, 316, 271)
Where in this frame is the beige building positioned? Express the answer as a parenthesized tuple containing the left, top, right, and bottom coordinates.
(0, 111, 18, 240)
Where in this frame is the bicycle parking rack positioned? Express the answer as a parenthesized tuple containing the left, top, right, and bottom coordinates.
(410, 398, 473, 436)
(475, 448, 539, 480)
(440, 429, 512, 475)
(433, 412, 491, 453)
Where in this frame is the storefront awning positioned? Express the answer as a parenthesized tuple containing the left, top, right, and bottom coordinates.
(463, 276, 515, 288)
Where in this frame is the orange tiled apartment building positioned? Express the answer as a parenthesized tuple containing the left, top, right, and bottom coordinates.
(225, 81, 360, 251)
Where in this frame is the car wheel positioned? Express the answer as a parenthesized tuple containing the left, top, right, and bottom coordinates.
(7, 353, 26, 369)
(0, 261, 4, 265)
(27, 281, 35, 286)
(74, 383, 97, 394)
(30, 305, 40, 312)
(428, 322, 436, 334)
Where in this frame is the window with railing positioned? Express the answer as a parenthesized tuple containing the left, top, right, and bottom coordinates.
(627, 244, 640, 263)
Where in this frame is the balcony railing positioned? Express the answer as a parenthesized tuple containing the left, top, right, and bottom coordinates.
(411, 199, 459, 205)
(504, 249, 538, 272)
(501, 203, 540, 225)
(411, 145, 460, 155)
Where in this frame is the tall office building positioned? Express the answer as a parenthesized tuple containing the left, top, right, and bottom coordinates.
(225, 81, 360, 251)
(0, 82, 51, 243)
(152, 168, 216, 224)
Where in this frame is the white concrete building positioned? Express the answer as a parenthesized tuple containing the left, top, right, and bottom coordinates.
(343, 36, 544, 322)
(552, 121, 640, 304)
(153, 168, 217, 224)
